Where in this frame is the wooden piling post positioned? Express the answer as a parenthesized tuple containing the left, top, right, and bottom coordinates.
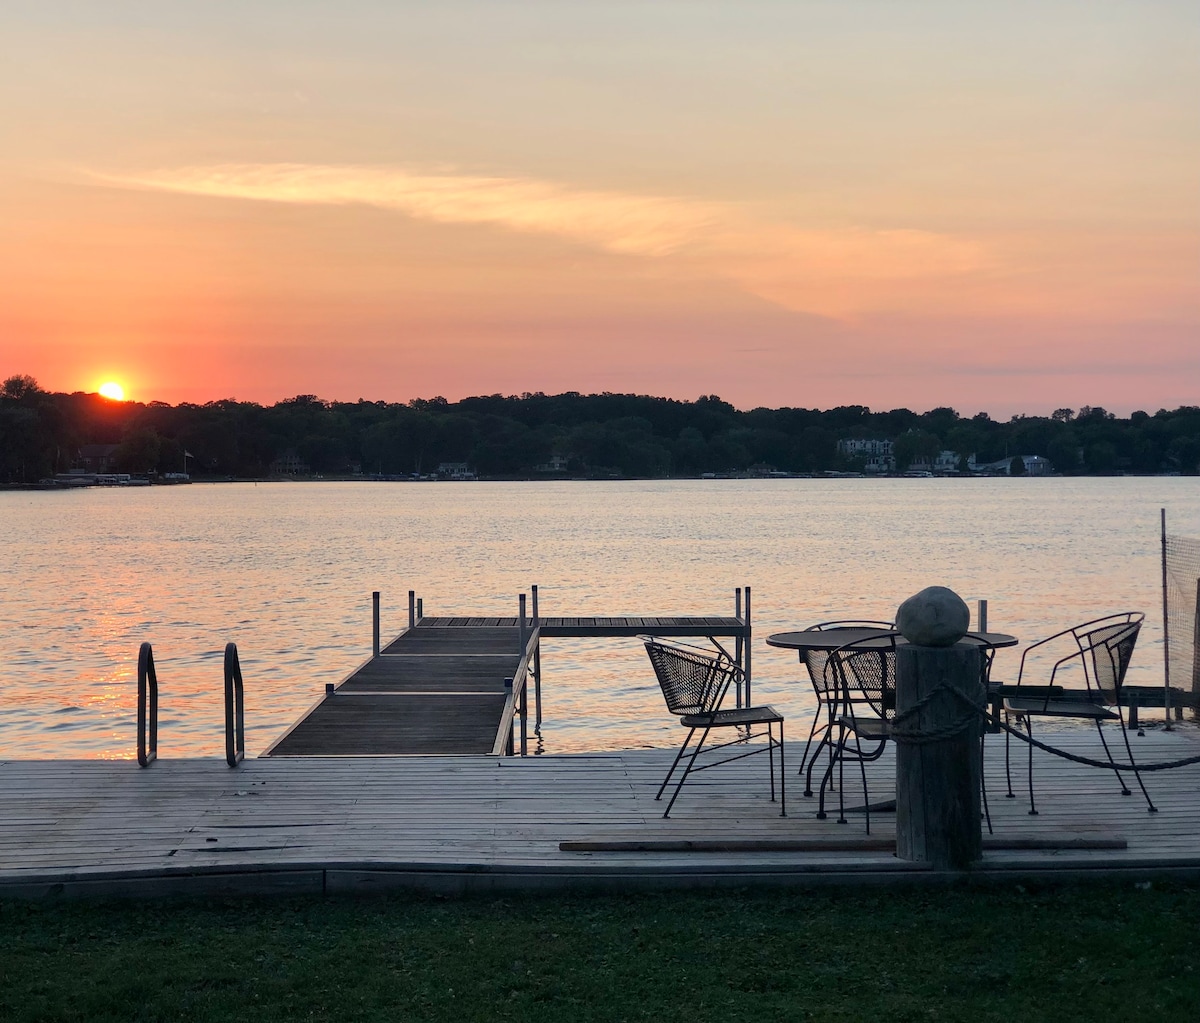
(372, 591, 380, 658)
(976, 599, 988, 633)
(894, 586, 983, 870)
(408, 590, 416, 630)
(895, 643, 983, 868)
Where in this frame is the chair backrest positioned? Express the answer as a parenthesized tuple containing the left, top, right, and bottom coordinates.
(1074, 614, 1142, 702)
(825, 632, 898, 721)
(801, 621, 895, 699)
(642, 638, 737, 717)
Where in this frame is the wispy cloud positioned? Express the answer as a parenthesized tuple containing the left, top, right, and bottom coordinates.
(97, 163, 987, 316)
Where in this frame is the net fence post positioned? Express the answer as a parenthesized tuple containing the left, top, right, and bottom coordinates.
(1162, 509, 1173, 728)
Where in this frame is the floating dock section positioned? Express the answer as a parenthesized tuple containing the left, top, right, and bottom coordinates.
(263, 588, 753, 758)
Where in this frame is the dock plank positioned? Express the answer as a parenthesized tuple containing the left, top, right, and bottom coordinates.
(3, 731, 1200, 897)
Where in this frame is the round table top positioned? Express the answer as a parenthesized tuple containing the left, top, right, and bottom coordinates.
(765, 627, 1019, 651)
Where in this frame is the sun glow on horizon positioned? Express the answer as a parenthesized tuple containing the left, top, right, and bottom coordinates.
(98, 381, 126, 401)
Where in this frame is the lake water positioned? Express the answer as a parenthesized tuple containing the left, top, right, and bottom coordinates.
(2, 478, 1198, 759)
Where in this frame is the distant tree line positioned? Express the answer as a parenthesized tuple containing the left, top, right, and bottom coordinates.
(2, 373, 1199, 484)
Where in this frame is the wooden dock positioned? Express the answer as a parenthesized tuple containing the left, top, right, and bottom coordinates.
(3, 730, 1200, 899)
(263, 595, 753, 758)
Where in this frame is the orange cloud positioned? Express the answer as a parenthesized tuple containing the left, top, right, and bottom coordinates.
(97, 163, 988, 318)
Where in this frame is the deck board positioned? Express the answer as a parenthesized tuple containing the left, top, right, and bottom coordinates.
(3, 730, 1200, 897)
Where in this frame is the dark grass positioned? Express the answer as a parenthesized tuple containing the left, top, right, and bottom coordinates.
(2, 881, 1199, 1022)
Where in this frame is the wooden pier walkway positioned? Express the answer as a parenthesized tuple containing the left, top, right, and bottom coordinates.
(264, 599, 752, 759)
(3, 730, 1200, 899)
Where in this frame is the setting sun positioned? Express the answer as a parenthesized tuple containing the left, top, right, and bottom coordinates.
(98, 381, 126, 401)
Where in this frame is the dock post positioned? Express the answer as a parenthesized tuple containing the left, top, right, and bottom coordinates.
(734, 588, 744, 708)
(894, 586, 983, 869)
(744, 586, 752, 707)
(976, 599, 988, 633)
(1161, 509, 1173, 728)
(518, 593, 527, 654)
(519, 679, 528, 756)
(372, 591, 380, 658)
(408, 590, 416, 630)
(532, 584, 543, 731)
(417, 596, 423, 621)
(504, 677, 515, 756)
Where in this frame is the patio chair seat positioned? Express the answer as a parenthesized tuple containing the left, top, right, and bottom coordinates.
(835, 714, 890, 740)
(680, 705, 784, 728)
(1003, 697, 1117, 720)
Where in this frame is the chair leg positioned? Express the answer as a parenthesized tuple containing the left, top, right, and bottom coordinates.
(1004, 712, 1016, 798)
(777, 722, 786, 817)
(1025, 717, 1038, 816)
(980, 730, 993, 835)
(662, 725, 713, 818)
(816, 724, 843, 820)
(837, 734, 848, 825)
(805, 728, 833, 797)
(656, 727, 697, 802)
(796, 707, 824, 782)
(1093, 719, 1131, 796)
(768, 723, 777, 804)
(853, 733, 871, 835)
(1112, 711, 1157, 813)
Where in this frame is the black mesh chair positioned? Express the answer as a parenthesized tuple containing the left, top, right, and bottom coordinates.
(642, 637, 785, 818)
(795, 620, 895, 797)
(815, 632, 898, 834)
(1002, 612, 1155, 814)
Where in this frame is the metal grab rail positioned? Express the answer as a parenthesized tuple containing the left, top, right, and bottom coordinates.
(137, 642, 158, 767)
(224, 642, 245, 767)
(492, 625, 540, 756)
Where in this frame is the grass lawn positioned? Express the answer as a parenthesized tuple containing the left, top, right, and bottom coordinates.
(2, 880, 1197, 1022)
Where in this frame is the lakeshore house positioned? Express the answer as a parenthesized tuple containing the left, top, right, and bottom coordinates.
(437, 462, 477, 481)
(836, 438, 895, 473)
(969, 454, 1053, 476)
(269, 449, 310, 477)
(77, 443, 119, 474)
(908, 449, 961, 475)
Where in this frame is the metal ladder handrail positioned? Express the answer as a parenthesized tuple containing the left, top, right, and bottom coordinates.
(137, 642, 157, 767)
(224, 642, 245, 767)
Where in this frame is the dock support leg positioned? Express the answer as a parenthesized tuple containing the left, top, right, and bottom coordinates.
(734, 588, 744, 708)
(408, 590, 416, 630)
(520, 682, 528, 756)
(744, 585, 752, 707)
(532, 585, 543, 731)
(372, 591, 380, 657)
(504, 677, 515, 756)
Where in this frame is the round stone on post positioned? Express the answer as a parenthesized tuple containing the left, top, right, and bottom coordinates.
(896, 585, 970, 647)
(894, 586, 984, 869)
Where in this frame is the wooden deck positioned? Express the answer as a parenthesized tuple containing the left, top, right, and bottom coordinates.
(266, 617, 750, 758)
(3, 730, 1199, 899)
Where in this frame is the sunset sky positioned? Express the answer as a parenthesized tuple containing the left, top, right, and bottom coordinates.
(2, 2, 1196, 415)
